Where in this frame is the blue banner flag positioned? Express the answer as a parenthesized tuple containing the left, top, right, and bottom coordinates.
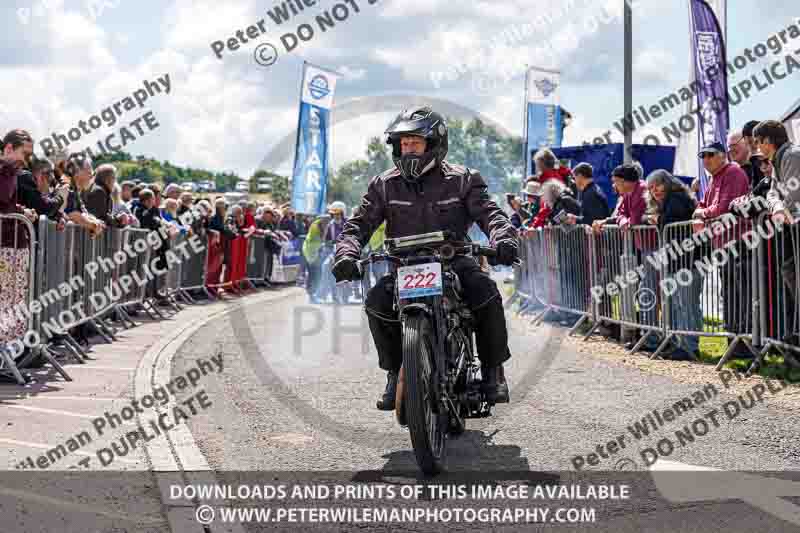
(689, 0, 729, 194)
(291, 62, 339, 215)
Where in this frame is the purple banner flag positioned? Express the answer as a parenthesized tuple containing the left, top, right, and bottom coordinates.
(689, 0, 729, 195)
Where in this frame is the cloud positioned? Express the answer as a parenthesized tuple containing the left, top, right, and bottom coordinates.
(634, 48, 678, 87)
(338, 65, 367, 81)
(3, 0, 796, 184)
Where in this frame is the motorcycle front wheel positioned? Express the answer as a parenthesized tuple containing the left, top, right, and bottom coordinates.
(402, 314, 446, 475)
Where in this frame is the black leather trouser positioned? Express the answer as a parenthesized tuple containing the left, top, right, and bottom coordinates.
(365, 256, 511, 372)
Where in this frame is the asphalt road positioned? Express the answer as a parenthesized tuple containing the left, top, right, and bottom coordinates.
(172, 287, 800, 532)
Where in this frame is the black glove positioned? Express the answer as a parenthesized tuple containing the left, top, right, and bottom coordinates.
(495, 240, 518, 266)
(332, 257, 359, 282)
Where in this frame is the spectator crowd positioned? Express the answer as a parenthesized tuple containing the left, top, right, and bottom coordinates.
(507, 119, 800, 363)
(0, 130, 322, 365)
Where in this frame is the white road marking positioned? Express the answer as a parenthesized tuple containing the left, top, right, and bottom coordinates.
(1, 404, 97, 419)
(0, 437, 140, 464)
(0, 395, 119, 402)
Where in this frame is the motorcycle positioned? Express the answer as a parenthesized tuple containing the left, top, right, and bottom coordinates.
(352, 231, 502, 475)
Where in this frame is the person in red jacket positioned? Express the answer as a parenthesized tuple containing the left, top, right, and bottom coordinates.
(693, 141, 753, 357)
(528, 148, 572, 228)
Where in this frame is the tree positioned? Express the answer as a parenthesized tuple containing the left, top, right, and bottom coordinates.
(327, 118, 525, 205)
(271, 175, 290, 205)
(328, 160, 369, 207)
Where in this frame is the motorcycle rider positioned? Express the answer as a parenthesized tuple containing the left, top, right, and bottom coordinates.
(332, 106, 518, 410)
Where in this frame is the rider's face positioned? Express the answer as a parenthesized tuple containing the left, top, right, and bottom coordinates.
(400, 135, 426, 156)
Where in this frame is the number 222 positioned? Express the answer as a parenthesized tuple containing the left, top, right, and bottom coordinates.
(402, 272, 436, 289)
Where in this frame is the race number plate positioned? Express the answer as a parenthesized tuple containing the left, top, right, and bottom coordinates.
(397, 263, 443, 299)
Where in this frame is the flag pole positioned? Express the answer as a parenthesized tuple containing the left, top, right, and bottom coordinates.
(290, 61, 307, 213)
(523, 65, 530, 180)
(624, 0, 633, 165)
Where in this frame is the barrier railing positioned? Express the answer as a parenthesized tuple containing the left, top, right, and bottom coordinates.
(751, 211, 800, 373)
(245, 234, 268, 287)
(514, 212, 795, 373)
(116, 227, 153, 317)
(533, 225, 595, 333)
(0, 214, 285, 387)
(0, 214, 41, 384)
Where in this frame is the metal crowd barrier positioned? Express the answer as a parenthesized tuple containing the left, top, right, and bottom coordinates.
(181, 225, 212, 299)
(0, 212, 283, 387)
(163, 232, 192, 307)
(514, 211, 800, 374)
(578, 224, 667, 353)
(526, 230, 549, 315)
(750, 211, 800, 373)
(513, 230, 545, 316)
(532, 225, 595, 333)
(34, 217, 87, 367)
(116, 227, 154, 318)
(245, 234, 268, 287)
(0, 213, 56, 384)
(654, 215, 756, 365)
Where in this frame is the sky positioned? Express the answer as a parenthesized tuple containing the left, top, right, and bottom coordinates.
(1, 0, 798, 179)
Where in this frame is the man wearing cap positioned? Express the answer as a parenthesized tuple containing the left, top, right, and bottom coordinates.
(694, 141, 752, 357)
(693, 141, 750, 223)
(520, 181, 541, 229)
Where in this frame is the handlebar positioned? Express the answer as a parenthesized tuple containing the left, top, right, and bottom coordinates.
(357, 240, 497, 269)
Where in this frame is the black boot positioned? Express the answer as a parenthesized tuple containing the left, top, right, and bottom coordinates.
(376, 370, 398, 411)
(481, 364, 509, 404)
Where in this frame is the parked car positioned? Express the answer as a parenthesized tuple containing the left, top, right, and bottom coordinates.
(196, 180, 215, 192)
(181, 182, 196, 192)
(256, 178, 273, 193)
(235, 181, 250, 192)
(223, 192, 247, 204)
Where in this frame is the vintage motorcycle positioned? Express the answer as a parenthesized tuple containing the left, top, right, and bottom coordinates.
(354, 231, 502, 474)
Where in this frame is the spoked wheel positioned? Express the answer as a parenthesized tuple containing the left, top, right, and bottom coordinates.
(402, 314, 446, 475)
(447, 405, 466, 436)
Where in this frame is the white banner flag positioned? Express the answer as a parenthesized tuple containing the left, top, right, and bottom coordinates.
(300, 64, 338, 110)
(791, 118, 800, 144)
(526, 67, 561, 106)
